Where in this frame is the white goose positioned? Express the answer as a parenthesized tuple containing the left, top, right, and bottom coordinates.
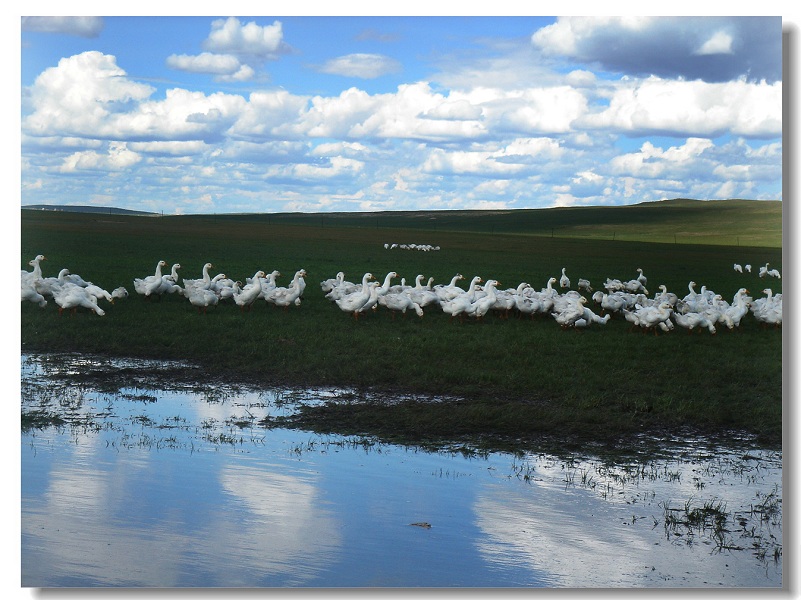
(653, 285, 678, 307)
(559, 268, 570, 289)
(144, 274, 181, 299)
(186, 286, 219, 314)
(148, 263, 185, 298)
(320, 272, 345, 294)
(21, 255, 46, 284)
(34, 268, 73, 299)
(181, 263, 214, 297)
(632, 302, 673, 334)
(672, 311, 717, 334)
(84, 283, 115, 304)
(381, 290, 425, 318)
(751, 288, 782, 326)
(21, 255, 48, 306)
(233, 271, 266, 311)
(469, 279, 500, 319)
(541, 277, 559, 298)
(440, 276, 483, 320)
(434, 274, 466, 303)
(133, 260, 168, 296)
(266, 269, 307, 309)
(407, 280, 440, 308)
(377, 272, 399, 296)
(335, 273, 375, 319)
(53, 283, 106, 316)
(551, 295, 587, 328)
(490, 282, 525, 318)
(724, 288, 751, 329)
(21, 279, 47, 307)
(514, 292, 549, 318)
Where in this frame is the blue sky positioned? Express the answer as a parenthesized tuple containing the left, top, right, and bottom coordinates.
(19, 12, 788, 215)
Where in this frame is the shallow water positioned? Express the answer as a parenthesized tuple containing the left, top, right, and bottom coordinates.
(21, 354, 782, 588)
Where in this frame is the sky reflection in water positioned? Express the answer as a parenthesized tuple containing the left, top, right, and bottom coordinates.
(21, 354, 782, 588)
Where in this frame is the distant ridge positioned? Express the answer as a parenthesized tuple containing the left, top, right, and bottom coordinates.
(22, 204, 157, 216)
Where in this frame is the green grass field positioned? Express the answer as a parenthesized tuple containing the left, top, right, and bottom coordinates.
(20, 200, 783, 452)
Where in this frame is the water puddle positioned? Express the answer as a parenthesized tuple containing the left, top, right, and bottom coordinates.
(21, 353, 782, 588)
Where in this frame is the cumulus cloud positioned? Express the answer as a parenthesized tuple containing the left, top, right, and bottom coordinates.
(127, 140, 209, 156)
(695, 31, 734, 56)
(267, 156, 365, 182)
(24, 51, 155, 138)
(59, 142, 141, 173)
(310, 141, 370, 158)
(483, 86, 589, 135)
(318, 53, 402, 79)
(423, 137, 567, 177)
(21, 16, 104, 38)
(579, 77, 781, 138)
(166, 52, 255, 82)
(202, 17, 289, 60)
(610, 138, 715, 180)
(532, 16, 781, 83)
(24, 52, 248, 142)
(423, 100, 483, 121)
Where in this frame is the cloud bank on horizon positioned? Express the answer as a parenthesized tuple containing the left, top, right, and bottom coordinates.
(21, 15, 783, 215)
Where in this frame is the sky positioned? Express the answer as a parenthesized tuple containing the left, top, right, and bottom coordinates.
(18, 11, 789, 215)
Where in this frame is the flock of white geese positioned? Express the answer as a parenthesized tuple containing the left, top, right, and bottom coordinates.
(21, 254, 782, 333)
(20, 255, 307, 316)
(321, 264, 782, 333)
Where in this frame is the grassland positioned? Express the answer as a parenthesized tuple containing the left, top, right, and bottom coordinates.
(20, 200, 783, 452)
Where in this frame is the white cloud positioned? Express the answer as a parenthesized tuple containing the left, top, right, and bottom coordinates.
(310, 141, 370, 158)
(348, 83, 487, 141)
(128, 141, 209, 156)
(21, 16, 103, 38)
(423, 100, 483, 121)
(500, 138, 566, 161)
(267, 156, 365, 182)
(610, 138, 714, 179)
(480, 86, 588, 135)
(228, 90, 311, 141)
(696, 31, 734, 56)
(59, 142, 141, 173)
(422, 138, 567, 177)
(580, 77, 781, 138)
(285, 87, 378, 139)
(318, 53, 402, 79)
(219, 65, 256, 82)
(202, 17, 288, 59)
(166, 53, 242, 75)
(24, 52, 155, 138)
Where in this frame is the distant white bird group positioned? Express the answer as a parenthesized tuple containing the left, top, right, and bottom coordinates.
(735, 261, 781, 279)
(383, 243, 441, 251)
